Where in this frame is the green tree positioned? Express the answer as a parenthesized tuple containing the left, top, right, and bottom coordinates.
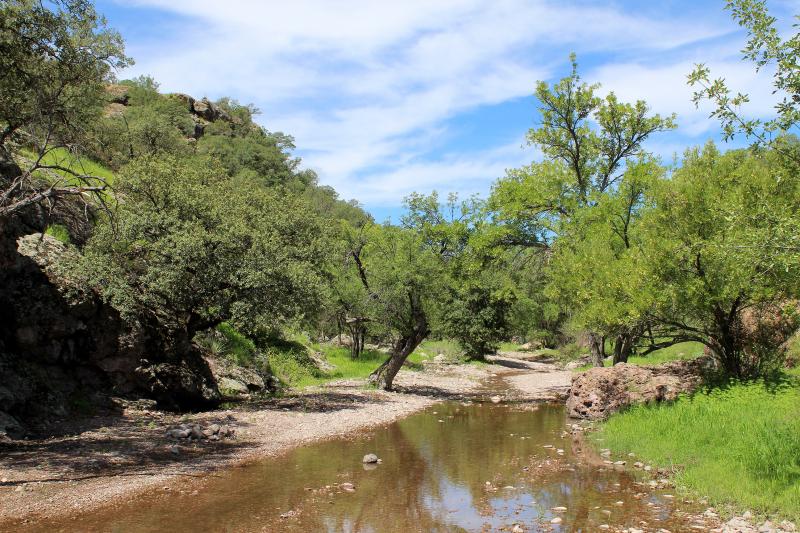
(638, 142, 800, 377)
(83, 155, 328, 355)
(689, 0, 800, 160)
(402, 192, 515, 360)
(343, 221, 447, 390)
(545, 158, 662, 364)
(490, 56, 675, 365)
(0, 0, 129, 217)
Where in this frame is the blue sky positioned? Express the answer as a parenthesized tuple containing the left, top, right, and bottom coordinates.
(95, 0, 798, 221)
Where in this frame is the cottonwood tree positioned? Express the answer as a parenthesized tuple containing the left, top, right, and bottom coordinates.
(490, 56, 674, 365)
(0, 0, 129, 217)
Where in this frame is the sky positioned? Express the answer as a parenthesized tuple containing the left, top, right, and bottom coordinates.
(95, 0, 799, 221)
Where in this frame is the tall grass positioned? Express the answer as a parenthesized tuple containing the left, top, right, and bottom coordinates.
(594, 377, 800, 520)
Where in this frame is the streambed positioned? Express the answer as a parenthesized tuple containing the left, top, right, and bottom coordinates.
(20, 397, 712, 532)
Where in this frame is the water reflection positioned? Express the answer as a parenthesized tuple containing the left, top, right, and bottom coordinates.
(21, 403, 701, 532)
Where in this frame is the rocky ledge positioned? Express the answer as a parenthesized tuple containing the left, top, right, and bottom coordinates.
(566, 358, 710, 420)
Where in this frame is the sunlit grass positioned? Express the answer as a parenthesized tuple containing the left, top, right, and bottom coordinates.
(19, 147, 115, 186)
(268, 344, 396, 389)
(594, 376, 800, 521)
(572, 341, 705, 372)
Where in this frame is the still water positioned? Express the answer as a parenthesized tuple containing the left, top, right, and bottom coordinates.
(22, 400, 706, 532)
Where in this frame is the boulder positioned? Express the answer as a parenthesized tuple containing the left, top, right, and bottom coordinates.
(192, 98, 219, 121)
(218, 377, 249, 396)
(362, 453, 379, 464)
(566, 358, 708, 420)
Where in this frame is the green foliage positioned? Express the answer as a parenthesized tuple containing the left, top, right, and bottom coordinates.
(0, 0, 129, 216)
(45, 224, 71, 244)
(639, 143, 800, 376)
(216, 322, 258, 366)
(595, 377, 800, 520)
(442, 284, 515, 359)
(82, 154, 329, 350)
(689, 0, 800, 159)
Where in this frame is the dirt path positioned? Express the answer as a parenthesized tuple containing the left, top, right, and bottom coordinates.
(0, 356, 570, 526)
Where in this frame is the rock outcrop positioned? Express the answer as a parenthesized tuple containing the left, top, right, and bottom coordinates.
(0, 152, 224, 435)
(566, 358, 709, 420)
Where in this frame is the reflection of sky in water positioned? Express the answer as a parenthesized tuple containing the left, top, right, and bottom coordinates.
(25, 403, 699, 533)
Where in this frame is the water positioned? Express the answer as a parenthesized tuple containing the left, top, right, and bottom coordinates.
(21, 401, 706, 532)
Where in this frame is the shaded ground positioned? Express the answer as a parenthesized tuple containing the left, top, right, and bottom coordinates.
(0, 356, 570, 525)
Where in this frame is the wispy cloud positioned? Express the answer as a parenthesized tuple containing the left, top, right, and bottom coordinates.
(110, 0, 776, 207)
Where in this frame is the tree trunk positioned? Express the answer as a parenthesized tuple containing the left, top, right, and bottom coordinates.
(369, 299, 429, 390)
(612, 332, 634, 365)
(711, 302, 743, 378)
(588, 332, 604, 367)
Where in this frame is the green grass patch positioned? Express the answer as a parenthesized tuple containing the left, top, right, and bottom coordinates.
(410, 339, 463, 364)
(572, 341, 705, 372)
(498, 341, 525, 352)
(268, 343, 393, 389)
(45, 224, 71, 244)
(19, 147, 115, 186)
(594, 377, 800, 520)
(627, 341, 705, 366)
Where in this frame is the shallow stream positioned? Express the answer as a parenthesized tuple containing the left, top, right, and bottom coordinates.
(25, 395, 708, 532)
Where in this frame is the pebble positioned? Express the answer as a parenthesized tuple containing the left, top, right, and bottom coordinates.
(551, 506, 567, 512)
(512, 525, 524, 533)
(550, 517, 562, 524)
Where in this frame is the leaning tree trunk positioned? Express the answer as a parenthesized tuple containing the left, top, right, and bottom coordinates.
(369, 298, 429, 391)
(588, 332, 604, 367)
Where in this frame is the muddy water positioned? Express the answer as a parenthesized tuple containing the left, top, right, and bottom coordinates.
(25, 400, 708, 533)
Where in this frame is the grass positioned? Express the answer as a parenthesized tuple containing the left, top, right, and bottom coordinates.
(45, 224, 71, 244)
(572, 341, 705, 372)
(268, 344, 399, 389)
(409, 339, 463, 364)
(19, 147, 115, 186)
(593, 376, 800, 521)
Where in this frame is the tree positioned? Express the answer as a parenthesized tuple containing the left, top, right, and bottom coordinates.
(545, 158, 663, 364)
(490, 56, 675, 365)
(689, 0, 800, 161)
(637, 142, 800, 377)
(402, 192, 516, 360)
(82, 155, 329, 355)
(345, 223, 445, 390)
(0, 0, 129, 217)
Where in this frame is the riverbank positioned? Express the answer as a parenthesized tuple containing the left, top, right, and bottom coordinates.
(0, 355, 569, 526)
(592, 373, 800, 525)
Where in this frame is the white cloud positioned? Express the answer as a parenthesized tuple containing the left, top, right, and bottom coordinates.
(114, 0, 748, 206)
